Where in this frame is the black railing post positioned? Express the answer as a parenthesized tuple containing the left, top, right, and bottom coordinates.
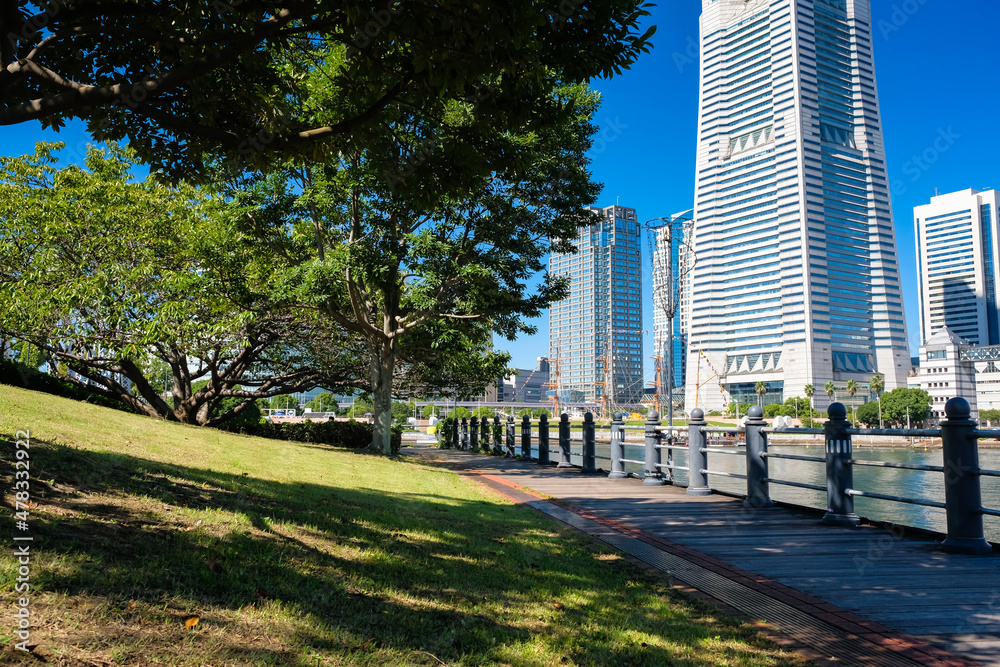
(451, 417, 459, 450)
(558, 413, 573, 468)
(644, 410, 665, 486)
(493, 415, 502, 455)
(609, 412, 627, 479)
(506, 415, 516, 458)
(582, 412, 597, 473)
(941, 398, 992, 554)
(687, 408, 711, 495)
(822, 402, 859, 526)
(460, 417, 469, 451)
(470, 416, 479, 452)
(537, 413, 550, 465)
(744, 406, 773, 509)
(521, 414, 532, 459)
(480, 415, 490, 453)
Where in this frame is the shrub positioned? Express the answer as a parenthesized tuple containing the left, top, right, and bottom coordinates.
(220, 418, 402, 454)
(0, 359, 133, 413)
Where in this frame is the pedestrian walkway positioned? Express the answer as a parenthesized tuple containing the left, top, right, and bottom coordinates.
(408, 447, 1000, 667)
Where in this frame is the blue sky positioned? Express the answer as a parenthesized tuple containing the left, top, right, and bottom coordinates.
(2, 1, 999, 387)
(493, 0, 1000, 382)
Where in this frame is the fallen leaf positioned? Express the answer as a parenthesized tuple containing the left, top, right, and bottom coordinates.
(553, 603, 564, 610)
(184, 615, 200, 629)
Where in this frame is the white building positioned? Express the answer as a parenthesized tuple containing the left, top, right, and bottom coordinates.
(914, 189, 1000, 347)
(651, 210, 694, 401)
(919, 327, 978, 421)
(548, 205, 644, 406)
(685, 0, 911, 413)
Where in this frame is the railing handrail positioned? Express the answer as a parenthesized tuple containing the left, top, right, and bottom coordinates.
(443, 401, 999, 554)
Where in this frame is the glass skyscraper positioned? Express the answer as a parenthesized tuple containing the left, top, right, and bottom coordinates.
(686, 0, 911, 412)
(548, 205, 644, 406)
(651, 211, 694, 399)
(915, 189, 1000, 348)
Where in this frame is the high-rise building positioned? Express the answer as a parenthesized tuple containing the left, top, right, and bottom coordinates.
(548, 205, 644, 406)
(686, 0, 911, 412)
(651, 210, 694, 402)
(914, 189, 1000, 347)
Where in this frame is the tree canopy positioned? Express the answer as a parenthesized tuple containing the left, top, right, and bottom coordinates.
(0, 143, 366, 425)
(1, 0, 654, 179)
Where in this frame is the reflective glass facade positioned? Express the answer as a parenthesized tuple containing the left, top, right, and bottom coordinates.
(915, 189, 1000, 348)
(686, 0, 911, 412)
(549, 206, 644, 405)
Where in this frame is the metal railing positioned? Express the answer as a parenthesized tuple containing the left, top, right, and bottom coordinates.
(444, 397, 998, 555)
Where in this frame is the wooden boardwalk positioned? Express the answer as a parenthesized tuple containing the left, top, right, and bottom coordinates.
(414, 449, 1000, 666)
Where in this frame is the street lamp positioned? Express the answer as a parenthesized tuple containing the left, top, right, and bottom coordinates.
(645, 212, 696, 436)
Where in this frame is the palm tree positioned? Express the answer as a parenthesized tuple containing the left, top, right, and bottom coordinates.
(845, 379, 858, 424)
(870, 374, 885, 429)
(824, 381, 836, 407)
(804, 384, 815, 427)
(755, 381, 766, 407)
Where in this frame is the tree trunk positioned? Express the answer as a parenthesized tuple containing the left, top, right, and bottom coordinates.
(369, 339, 396, 455)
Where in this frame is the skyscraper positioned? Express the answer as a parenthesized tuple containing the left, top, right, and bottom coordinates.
(651, 210, 694, 402)
(686, 0, 911, 412)
(915, 189, 1000, 348)
(548, 205, 644, 407)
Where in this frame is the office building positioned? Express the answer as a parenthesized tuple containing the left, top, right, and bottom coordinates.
(548, 205, 644, 406)
(918, 327, 978, 421)
(497, 358, 550, 403)
(651, 210, 694, 401)
(915, 189, 1000, 347)
(685, 0, 911, 412)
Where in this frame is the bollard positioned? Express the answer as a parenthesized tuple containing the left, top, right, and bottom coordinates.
(506, 415, 516, 458)
(822, 403, 860, 526)
(493, 415, 502, 455)
(451, 417, 459, 450)
(538, 413, 551, 465)
(644, 410, 665, 485)
(558, 413, 573, 467)
(470, 416, 479, 452)
(461, 417, 469, 451)
(582, 412, 598, 473)
(687, 408, 711, 495)
(521, 414, 532, 460)
(743, 406, 773, 508)
(940, 398, 992, 554)
(609, 412, 627, 479)
(480, 415, 490, 453)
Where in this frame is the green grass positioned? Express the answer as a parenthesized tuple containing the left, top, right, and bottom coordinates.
(1, 385, 808, 666)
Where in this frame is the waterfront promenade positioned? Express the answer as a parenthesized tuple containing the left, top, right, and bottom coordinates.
(410, 447, 1000, 666)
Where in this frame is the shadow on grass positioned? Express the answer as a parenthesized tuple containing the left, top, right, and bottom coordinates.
(2, 437, 804, 667)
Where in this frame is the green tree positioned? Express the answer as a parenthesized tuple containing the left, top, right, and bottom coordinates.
(856, 400, 881, 428)
(763, 404, 783, 419)
(391, 401, 411, 423)
(870, 374, 885, 428)
(234, 78, 616, 454)
(824, 381, 836, 404)
(0, 144, 365, 426)
(422, 403, 438, 419)
(980, 409, 1000, 425)
(803, 384, 815, 427)
(845, 379, 858, 423)
(879, 388, 932, 426)
(0, 1, 654, 180)
(755, 381, 767, 407)
(269, 395, 299, 412)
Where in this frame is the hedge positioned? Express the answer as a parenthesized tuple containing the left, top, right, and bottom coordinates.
(221, 418, 402, 454)
(0, 359, 133, 412)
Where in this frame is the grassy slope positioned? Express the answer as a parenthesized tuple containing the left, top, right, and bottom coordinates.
(0, 385, 807, 666)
